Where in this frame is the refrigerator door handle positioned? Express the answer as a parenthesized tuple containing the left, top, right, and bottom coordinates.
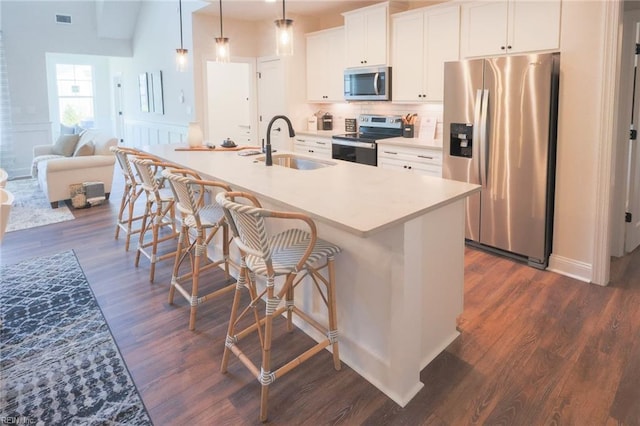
(479, 89, 489, 186)
(473, 89, 483, 183)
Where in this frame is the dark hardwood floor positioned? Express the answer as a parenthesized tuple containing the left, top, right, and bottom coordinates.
(2, 174, 640, 425)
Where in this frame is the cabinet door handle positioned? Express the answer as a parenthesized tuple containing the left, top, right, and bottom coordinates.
(308, 149, 314, 153)
(383, 151, 398, 155)
(417, 155, 434, 160)
(500, 46, 506, 50)
(315, 141, 327, 145)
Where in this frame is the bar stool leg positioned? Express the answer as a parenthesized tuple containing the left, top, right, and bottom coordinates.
(285, 286, 294, 332)
(169, 223, 189, 305)
(188, 231, 205, 331)
(327, 256, 341, 371)
(149, 210, 162, 283)
(123, 187, 135, 251)
(260, 275, 278, 422)
(221, 262, 247, 373)
(124, 187, 143, 252)
(115, 181, 130, 240)
(223, 224, 230, 279)
(135, 199, 152, 267)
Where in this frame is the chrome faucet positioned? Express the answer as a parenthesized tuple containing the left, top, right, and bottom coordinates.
(265, 115, 295, 166)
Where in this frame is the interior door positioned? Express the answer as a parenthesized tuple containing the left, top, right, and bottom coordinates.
(625, 22, 640, 253)
(257, 58, 286, 151)
(206, 61, 253, 145)
(113, 74, 124, 145)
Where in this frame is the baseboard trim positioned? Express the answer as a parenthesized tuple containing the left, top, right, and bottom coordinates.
(547, 254, 593, 284)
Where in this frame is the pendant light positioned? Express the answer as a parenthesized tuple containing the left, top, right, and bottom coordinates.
(176, 0, 188, 72)
(215, 0, 230, 63)
(274, 0, 293, 56)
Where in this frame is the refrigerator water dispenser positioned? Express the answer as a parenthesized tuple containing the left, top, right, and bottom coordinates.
(450, 123, 473, 158)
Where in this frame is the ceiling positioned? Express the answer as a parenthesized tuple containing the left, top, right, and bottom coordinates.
(197, 1, 396, 21)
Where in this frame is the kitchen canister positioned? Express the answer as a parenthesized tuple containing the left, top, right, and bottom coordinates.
(187, 122, 204, 147)
(403, 124, 414, 138)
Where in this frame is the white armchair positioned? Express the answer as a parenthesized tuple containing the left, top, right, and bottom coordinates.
(32, 130, 118, 208)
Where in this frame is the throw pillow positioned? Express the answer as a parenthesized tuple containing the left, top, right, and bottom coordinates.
(73, 141, 95, 157)
(52, 134, 80, 157)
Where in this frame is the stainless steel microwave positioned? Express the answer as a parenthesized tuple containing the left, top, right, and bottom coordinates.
(344, 66, 391, 101)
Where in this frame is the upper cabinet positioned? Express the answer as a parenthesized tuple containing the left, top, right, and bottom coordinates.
(391, 4, 460, 103)
(343, 2, 397, 68)
(460, 0, 561, 58)
(306, 27, 346, 102)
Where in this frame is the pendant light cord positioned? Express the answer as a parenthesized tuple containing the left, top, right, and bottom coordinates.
(219, 0, 224, 37)
(282, 0, 285, 20)
(179, 0, 184, 49)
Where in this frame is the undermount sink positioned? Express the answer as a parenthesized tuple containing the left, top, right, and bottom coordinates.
(256, 153, 336, 170)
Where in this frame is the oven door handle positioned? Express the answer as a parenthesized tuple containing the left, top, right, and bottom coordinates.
(331, 139, 376, 149)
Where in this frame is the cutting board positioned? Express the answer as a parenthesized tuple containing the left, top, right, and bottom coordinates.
(174, 145, 261, 152)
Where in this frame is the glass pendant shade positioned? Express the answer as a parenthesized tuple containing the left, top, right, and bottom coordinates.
(275, 18, 293, 56)
(215, 37, 230, 63)
(176, 48, 188, 72)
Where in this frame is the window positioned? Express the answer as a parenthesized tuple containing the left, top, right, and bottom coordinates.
(56, 64, 94, 128)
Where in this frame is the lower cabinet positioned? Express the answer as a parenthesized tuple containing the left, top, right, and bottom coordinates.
(377, 144, 442, 177)
(294, 136, 332, 160)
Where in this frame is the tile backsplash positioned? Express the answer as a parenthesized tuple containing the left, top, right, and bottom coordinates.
(310, 102, 444, 145)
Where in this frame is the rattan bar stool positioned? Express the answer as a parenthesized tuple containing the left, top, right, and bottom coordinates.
(131, 156, 179, 282)
(110, 146, 147, 251)
(216, 191, 342, 422)
(162, 168, 237, 331)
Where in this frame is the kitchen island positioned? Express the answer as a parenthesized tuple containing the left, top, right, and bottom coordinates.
(142, 144, 480, 407)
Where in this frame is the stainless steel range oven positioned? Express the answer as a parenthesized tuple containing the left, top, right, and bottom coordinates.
(332, 115, 403, 166)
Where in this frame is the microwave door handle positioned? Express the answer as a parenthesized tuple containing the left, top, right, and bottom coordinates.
(374, 72, 380, 95)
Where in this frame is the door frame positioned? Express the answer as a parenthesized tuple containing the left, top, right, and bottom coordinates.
(592, 0, 623, 285)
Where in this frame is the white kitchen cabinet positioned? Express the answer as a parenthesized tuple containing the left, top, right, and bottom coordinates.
(378, 144, 442, 177)
(294, 136, 332, 160)
(460, 0, 561, 58)
(392, 4, 460, 103)
(343, 3, 389, 68)
(306, 27, 345, 102)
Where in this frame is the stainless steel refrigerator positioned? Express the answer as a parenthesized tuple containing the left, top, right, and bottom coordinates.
(443, 52, 560, 268)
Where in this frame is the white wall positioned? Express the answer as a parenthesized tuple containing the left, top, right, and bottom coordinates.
(1, 0, 132, 125)
(546, 0, 610, 282)
(1, 0, 133, 176)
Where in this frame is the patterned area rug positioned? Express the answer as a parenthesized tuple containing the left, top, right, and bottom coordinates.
(4, 178, 74, 232)
(0, 251, 152, 425)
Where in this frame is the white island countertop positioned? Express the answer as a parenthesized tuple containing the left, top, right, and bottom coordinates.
(143, 144, 479, 237)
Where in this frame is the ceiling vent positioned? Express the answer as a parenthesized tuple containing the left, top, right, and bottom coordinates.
(55, 14, 72, 24)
